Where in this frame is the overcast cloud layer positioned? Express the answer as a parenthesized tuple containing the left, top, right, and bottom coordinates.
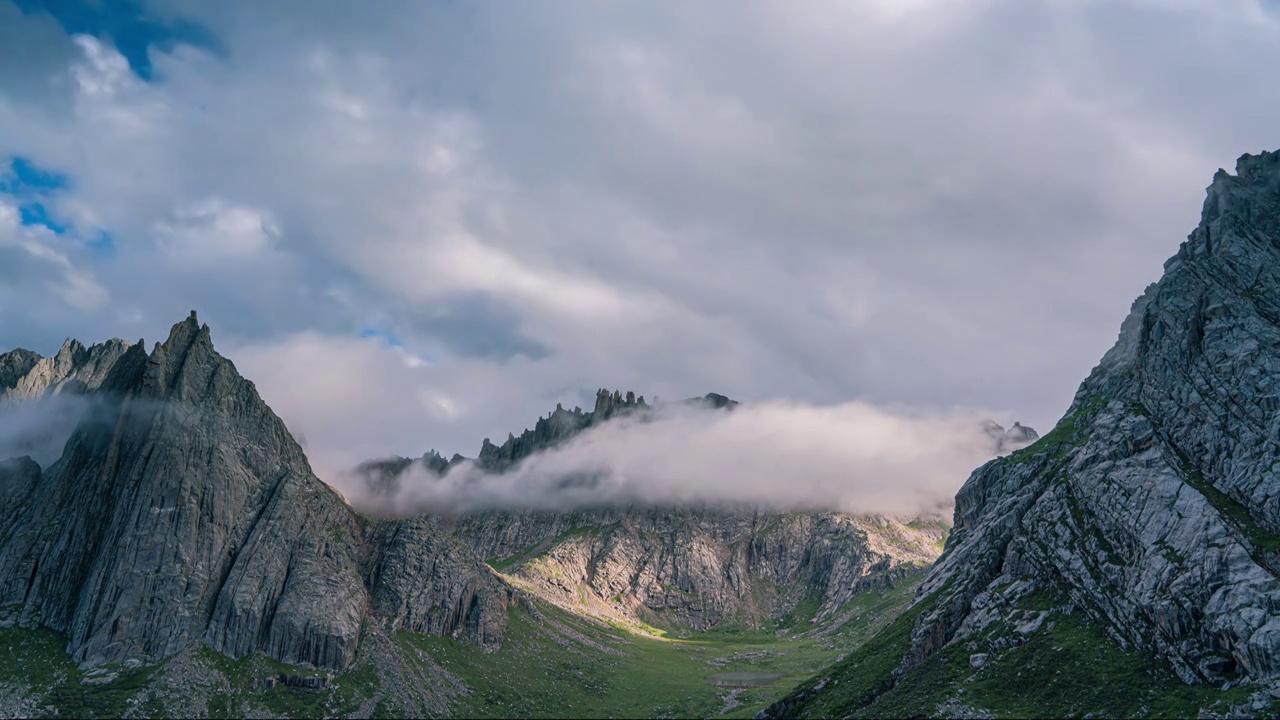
(2, 0, 1279, 489)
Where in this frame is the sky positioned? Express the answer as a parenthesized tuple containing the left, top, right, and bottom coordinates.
(2, 0, 1279, 482)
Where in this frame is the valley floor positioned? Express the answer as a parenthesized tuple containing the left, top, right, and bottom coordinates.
(0, 570, 924, 719)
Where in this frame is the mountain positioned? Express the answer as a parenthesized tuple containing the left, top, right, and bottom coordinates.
(353, 391, 1013, 636)
(0, 311, 1038, 718)
(0, 312, 506, 680)
(983, 420, 1040, 453)
(442, 506, 945, 634)
(0, 339, 136, 464)
(0, 338, 132, 403)
(765, 152, 1280, 718)
(357, 388, 731, 489)
(0, 314, 957, 718)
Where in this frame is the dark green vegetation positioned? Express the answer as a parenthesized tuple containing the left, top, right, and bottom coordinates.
(403, 573, 925, 720)
(0, 624, 378, 719)
(767, 581, 944, 718)
(0, 627, 161, 718)
(0, 570, 927, 719)
(774, 581, 1256, 719)
(1008, 394, 1107, 466)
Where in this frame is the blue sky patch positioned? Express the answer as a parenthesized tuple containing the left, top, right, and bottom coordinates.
(18, 202, 67, 234)
(360, 328, 406, 347)
(3, 158, 70, 234)
(12, 0, 222, 80)
(359, 328, 437, 365)
(3, 157, 115, 251)
(86, 230, 116, 257)
(7, 156, 69, 192)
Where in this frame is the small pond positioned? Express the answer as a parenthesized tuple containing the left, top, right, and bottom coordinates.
(705, 672, 785, 688)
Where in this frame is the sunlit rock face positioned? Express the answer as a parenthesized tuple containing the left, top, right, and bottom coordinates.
(441, 506, 946, 632)
(0, 337, 132, 404)
(356, 391, 964, 634)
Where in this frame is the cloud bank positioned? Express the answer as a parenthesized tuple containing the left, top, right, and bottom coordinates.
(3, 1, 1280, 476)
(341, 401, 1031, 517)
(0, 393, 93, 467)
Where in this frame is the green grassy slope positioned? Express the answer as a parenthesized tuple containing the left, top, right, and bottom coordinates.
(771, 580, 1257, 719)
(0, 569, 927, 719)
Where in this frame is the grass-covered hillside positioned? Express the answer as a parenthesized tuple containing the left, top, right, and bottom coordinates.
(766, 577, 1265, 719)
(0, 568, 926, 719)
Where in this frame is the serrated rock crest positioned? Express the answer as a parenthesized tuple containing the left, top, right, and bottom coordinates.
(902, 150, 1280, 687)
(0, 311, 507, 670)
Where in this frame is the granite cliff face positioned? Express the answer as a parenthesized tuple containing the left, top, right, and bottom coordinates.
(0, 313, 507, 671)
(0, 337, 132, 403)
(920, 151, 1280, 684)
(443, 506, 944, 632)
(767, 151, 1280, 717)
(359, 391, 992, 635)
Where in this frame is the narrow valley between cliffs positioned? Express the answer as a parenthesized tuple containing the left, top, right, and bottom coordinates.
(9, 152, 1280, 718)
(0, 311, 958, 718)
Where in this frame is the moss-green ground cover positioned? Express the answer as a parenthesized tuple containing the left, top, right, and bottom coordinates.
(0, 569, 926, 719)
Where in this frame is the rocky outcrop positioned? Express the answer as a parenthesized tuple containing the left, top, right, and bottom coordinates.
(364, 517, 510, 648)
(475, 388, 648, 473)
(362, 390, 955, 633)
(0, 312, 509, 671)
(690, 392, 738, 410)
(0, 339, 136, 465)
(0, 338, 132, 403)
(358, 388, 730, 495)
(982, 420, 1040, 453)
(850, 151, 1280, 699)
(0, 349, 40, 392)
(442, 506, 943, 632)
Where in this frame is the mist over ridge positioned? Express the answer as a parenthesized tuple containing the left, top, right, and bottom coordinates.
(337, 390, 1038, 517)
(0, 327, 1038, 521)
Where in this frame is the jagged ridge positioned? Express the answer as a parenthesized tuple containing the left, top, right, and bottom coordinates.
(359, 388, 733, 491)
(0, 312, 509, 671)
(767, 150, 1280, 717)
(360, 391, 955, 634)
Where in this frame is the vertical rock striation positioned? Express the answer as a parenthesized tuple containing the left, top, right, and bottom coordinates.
(357, 391, 1000, 634)
(0, 338, 132, 403)
(0, 312, 509, 670)
(443, 507, 942, 632)
(862, 150, 1280, 695)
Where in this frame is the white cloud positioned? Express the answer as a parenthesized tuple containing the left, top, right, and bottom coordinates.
(2, 0, 1279, 495)
(0, 202, 108, 312)
(358, 399, 1023, 517)
(154, 198, 282, 265)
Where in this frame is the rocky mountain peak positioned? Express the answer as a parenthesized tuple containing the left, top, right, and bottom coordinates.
(982, 419, 1040, 453)
(592, 386, 648, 420)
(0, 312, 510, 672)
(0, 348, 41, 392)
(0, 336, 132, 403)
(696, 392, 738, 410)
(1167, 151, 1280, 273)
(365, 388, 739, 492)
(53, 337, 85, 365)
(776, 149, 1280, 715)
